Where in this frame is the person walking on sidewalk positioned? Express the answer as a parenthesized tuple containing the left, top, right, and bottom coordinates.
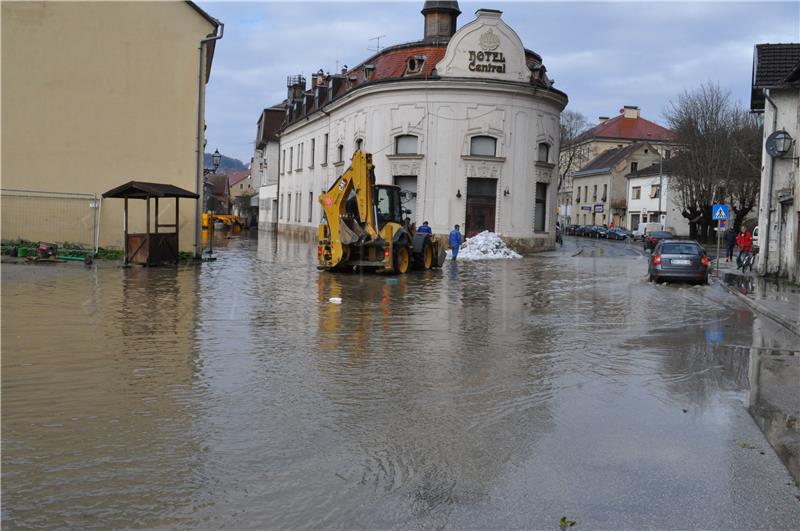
(736, 225, 753, 268)
(449, 224, 463, 261)
(724, 227, 737, 262)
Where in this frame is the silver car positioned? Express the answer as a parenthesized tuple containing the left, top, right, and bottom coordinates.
(648, 240, 710, 284)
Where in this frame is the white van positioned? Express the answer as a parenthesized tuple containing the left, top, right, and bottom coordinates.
(633, 222, 662, 241)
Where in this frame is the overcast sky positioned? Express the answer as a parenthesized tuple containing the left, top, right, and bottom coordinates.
(197, 1, 800, 163)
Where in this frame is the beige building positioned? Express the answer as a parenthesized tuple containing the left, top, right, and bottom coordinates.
(1, 1, 222, 255)
(571, 143, 660, 227)
(559, 106, 675, 224)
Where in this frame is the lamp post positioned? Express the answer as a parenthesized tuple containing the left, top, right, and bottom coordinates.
(202, 148, 221, 259)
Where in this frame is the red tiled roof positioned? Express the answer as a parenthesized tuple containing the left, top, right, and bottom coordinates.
(228, 171, 250, 187)
(579, 113, 673, 143)
(575, 143, 646, 174)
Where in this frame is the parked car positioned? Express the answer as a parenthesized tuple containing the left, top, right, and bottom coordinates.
(606, 228, 631, 240)
(565, 224, 580, 236)
(752, 225, 759, 248)
(575, 225, 593, 237)
(594, 226, 609, 238)
(648, 240, 710, 284)
(643, 230, 674, 252)
(633, 222, 663, 241)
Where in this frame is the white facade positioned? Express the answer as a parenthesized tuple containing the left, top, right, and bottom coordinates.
(626, 174, 688, 235)
(274, 9, 566, 249)
(757, 89, 800, 280)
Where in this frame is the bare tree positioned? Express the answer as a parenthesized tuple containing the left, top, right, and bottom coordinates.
(726, 108, 762, 231)
(559, 110, 591, 187)
(665, 83, 760, 240)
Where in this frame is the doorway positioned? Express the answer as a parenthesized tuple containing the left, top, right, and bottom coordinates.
(465, 178, 497, 237)
(393, 176, 417, 223)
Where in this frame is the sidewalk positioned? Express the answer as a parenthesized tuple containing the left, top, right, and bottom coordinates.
(712, 257, 800, 336)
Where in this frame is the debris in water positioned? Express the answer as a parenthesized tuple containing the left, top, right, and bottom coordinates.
(559, 516, 577, 528)
(737, 442, 757, 449)
(329, 297, 342, 304)
(445, 231, 522, 261)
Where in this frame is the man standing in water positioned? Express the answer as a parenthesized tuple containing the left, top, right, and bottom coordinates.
(449, 224, 463, 261)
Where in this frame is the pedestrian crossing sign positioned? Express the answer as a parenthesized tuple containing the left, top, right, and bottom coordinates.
(712, 204, 729, 221)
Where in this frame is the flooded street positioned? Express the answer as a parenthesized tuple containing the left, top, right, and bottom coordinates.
(3, 233, 799, 529)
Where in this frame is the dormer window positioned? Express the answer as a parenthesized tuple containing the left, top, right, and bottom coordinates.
(405, 55, 426, 76)
(363, 64, 375, 81)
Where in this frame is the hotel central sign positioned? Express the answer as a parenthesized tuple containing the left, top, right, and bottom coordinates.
(468, 29, 506, 73)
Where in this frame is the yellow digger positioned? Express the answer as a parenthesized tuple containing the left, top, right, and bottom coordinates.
(317, 150, 445, 273)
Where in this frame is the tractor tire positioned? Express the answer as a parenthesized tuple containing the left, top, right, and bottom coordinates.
(393, 245, 411, 274)
(414, 241, 434, 270)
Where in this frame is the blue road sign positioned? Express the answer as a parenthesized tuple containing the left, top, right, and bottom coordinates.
(712, 204, 729, 221)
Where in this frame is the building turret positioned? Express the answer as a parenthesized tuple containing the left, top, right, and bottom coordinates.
(421, 1, 460, 43)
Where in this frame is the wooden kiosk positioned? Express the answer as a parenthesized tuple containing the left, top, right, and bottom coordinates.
(103, 181, 199, 266)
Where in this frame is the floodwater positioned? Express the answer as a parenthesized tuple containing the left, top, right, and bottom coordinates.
(2, 233, 799, 529)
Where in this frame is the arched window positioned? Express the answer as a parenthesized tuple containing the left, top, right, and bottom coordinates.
(537, 142, 550, 163)
(470, 135, 496, 157)
(337, 144, 344, 162)
(355, 138, 364, 151)
(395, 135, 418, 155)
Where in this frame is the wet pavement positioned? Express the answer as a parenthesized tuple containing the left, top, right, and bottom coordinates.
(2, 232, 800, 529)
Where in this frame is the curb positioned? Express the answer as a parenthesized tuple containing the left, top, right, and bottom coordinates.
(718, 280, 800, 336)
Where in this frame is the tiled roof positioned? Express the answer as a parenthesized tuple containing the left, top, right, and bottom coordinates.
(578, 113, 673, 143)
(574, 143, 645, 175)
(228, 171, 250, 187)
(752, 43, 800, 88)
(626, 156, 681, 178)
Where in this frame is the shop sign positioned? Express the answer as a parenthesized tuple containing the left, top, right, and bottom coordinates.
(593, 204, 604, 213)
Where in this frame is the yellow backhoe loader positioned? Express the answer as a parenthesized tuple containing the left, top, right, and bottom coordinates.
(317, 150, 445, 273)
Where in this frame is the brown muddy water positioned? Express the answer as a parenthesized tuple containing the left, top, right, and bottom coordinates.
(2, 233, 799, 529)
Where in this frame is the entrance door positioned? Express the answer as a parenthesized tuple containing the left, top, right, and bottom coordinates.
(393, 176, 417, 223)
(465, 178, 497, 237)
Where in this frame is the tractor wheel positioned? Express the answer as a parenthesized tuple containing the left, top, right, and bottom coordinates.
(421, 242, 433, 270)
(394, 245, 411, 274)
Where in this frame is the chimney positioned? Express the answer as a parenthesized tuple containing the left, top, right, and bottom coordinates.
(421, 1, 461, 43)
(286, 75, 306, 102)
(598, 116, 610, 124)
(622, 105, 640, 119)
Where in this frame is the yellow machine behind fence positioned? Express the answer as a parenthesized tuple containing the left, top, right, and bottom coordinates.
(317, 150, 445, 273)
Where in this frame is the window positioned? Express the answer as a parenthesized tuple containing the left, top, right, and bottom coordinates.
(295, 192, 300, 222)
(535, 183, 547, 232)
(323, 134, 329, 164)
(576, 188, 581, 202)
(280, 194, 284, 219)
(470, 136, 496, 157)
(650, 185, 660, 199)
(630, 161, 638, 173)
(584, 186, 588, 203)
(355, 138, 364, 151)
(240, 184, 243, 190)
(282, 150, 286, 173)
(601, 184, 607, 202)
(665, 150, 672, 160)
(395, 135, 418, 155)
(632, 186, 641, 200)
(287, 194, 291, 221)
(310, 138, 315, 167)
(337, 144, 344, 163)
(593, 185, 597, 202)
(308, 192, 313, 222)
(537, 142, 550, 163)
(288, 147, 293, 173)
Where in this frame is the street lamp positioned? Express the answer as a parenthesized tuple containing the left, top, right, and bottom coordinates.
(766, 130, 794, 158)
(204, 148, 222, 176)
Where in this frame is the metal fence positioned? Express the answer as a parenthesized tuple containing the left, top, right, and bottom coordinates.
(1, 188, 99, 255)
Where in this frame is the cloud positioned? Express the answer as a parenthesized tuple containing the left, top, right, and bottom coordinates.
(200, 1, 800, 161)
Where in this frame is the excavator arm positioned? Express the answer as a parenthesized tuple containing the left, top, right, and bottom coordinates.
(318, 151, 381, 267)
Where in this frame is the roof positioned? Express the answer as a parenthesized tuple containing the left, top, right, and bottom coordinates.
(205, 174, 229, 199)
(573, 143, 648, 177)
(751, 43, 800, 110)
(577, 113, 673, 144)
(626, 157, 681, 178)
(228, 171, 250, 187)
(103, 181, 199, 199)
(421, 1, 461, 15)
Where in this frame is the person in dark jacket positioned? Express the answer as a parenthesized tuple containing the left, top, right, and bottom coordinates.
(449, 224, 463, 261)
(724, 227, 737, 262)
(417, 221, 432, 234)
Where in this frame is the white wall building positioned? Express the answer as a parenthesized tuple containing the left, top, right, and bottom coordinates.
(626, 161, 689, 235)
(752, 44, 800, 281)
(254, 105, 284, 229)
(269, 3, 568, 250)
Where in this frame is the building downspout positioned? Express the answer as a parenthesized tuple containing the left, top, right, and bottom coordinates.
(195, 22, 224, 258)
(760, 89, 778, 275)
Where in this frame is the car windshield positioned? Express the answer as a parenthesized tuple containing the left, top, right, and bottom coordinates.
(652, 231, 672, 238)
(661, 243, 701, 255)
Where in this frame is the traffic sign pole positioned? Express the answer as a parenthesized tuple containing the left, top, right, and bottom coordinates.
(711, 203, 729, 278)
(716, 220, 721, 277)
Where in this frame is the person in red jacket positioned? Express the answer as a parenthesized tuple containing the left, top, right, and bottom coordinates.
(735, 225, 753, 267)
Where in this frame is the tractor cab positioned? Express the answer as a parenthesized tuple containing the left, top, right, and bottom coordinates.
(375, 185, 404, 228)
